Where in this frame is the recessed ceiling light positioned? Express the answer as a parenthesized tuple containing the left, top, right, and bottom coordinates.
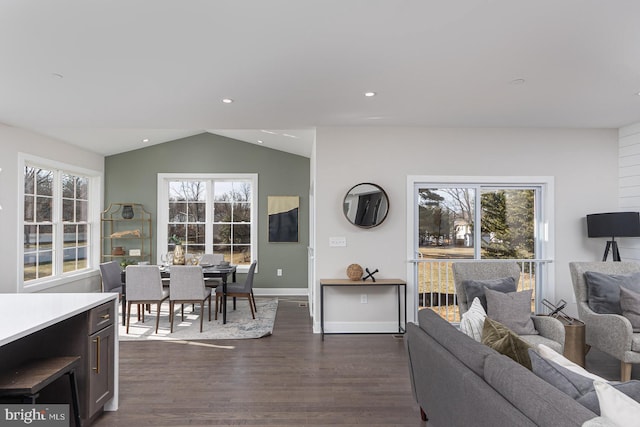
(222, 98, 234, 104)
(282, 133, 298, 139)
(364, 91, 376, 97)
(261, 130, 277, 135)
(509, 78, 526, 85)
(52, 73, 64, 79)
(142, 138, 150, 143)
(257, 140, 263, 144)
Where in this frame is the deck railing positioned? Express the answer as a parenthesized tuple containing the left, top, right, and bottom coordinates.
(414, 258, 553, 323)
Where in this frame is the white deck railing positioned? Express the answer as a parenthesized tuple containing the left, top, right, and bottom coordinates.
(413, 258, 553, 323)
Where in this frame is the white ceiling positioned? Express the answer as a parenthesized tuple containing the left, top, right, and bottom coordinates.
(2, 0, 640, 157)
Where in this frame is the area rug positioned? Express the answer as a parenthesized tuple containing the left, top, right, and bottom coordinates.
(119, 298, 278, 341)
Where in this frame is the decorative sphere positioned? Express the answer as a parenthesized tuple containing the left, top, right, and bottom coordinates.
(346, 264, 364, 281)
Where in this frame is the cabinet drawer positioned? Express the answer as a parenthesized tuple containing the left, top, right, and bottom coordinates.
(89, 302, 114, 334)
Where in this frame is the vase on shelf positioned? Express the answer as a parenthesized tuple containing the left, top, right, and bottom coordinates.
(121, 205, 134, 219)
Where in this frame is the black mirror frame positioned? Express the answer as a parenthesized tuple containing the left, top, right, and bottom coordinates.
(343, 182, 389, 229)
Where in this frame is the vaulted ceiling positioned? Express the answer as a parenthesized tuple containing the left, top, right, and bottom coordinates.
(2, 1, 640, 157)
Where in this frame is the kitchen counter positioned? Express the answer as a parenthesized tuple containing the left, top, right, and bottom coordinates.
(0, 293, 117, 346)
(0, 292, 119, 420)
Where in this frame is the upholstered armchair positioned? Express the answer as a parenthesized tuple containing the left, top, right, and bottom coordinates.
(452, 261, 565, 353)
(569, 261, 640, 381)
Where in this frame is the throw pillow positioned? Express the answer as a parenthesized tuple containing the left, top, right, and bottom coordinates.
(529, 349, 589, 399)
(484, 288, 538, 335)
(578, 381, 640, 415)
(462, 276, 517, 312)
(594, 380, 640, 425)
(584, 271, 640, 314)
(620, 286, 640, 333)
(459, 297, 487, 342)
(482, 317, 532, 370)
(537, 343, 605, 382)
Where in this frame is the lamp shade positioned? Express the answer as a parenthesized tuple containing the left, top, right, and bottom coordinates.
(586, 212, 640, 238)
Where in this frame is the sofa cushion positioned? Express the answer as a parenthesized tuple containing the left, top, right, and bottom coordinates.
(460, 297, 487, 341)
(482, 317, 532, 370)
(462, 276, 517, 312)
(620, 286, 640, 333)
(484, 354, 597, 426)
(418, 307, 496, 377)
(632, 334, 640, 352)
(584, 271, 640, 314)
(485, 288, 538, 335)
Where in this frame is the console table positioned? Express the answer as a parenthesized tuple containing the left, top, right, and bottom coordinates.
(319, 278, 407, 340)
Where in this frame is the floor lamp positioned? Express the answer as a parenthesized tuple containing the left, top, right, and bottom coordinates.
(586, 212, 640, 261)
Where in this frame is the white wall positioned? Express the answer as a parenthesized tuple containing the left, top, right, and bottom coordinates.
(314, 127, 618, 331)
(0, 123, 104, 293)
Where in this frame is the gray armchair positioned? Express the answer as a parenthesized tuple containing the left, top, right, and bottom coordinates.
(452, 261, 565, 353)
(569, 261, 640, 381)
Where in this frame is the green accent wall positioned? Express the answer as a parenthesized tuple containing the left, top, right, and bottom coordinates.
(104, 132, 310, 289)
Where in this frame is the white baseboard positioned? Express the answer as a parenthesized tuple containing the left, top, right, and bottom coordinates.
(253, 287, 308, 297)
(315, 321, 402, 335)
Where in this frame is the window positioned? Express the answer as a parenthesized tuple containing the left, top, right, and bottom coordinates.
(408, 176, 554, 321)
(21, 156, 99, 288)
(417, 186, 539, 260)
(158, 174, 257, 272)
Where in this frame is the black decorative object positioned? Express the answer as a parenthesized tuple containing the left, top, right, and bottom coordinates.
(542, 299, 572, 323)
(586, 212, 640, 261)
(121, 204, 134, 219)
(362, 267, 379, 282)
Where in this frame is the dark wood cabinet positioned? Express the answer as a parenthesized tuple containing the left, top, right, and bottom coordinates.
(86, 302, 115, 418)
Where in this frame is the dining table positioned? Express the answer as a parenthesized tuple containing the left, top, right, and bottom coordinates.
(122, 264, 238, 325)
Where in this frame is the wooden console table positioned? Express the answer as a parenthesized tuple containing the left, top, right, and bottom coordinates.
(319, 278, 407, 341)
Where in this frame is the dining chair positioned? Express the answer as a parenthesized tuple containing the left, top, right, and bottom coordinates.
(200, 253, 224, 266)
(200, 253, 225, 289)
(125, 265, 169, 334)
(168, 265, 212, 333)
(99, 261, 126, 326)
(215, 261, 257, 320)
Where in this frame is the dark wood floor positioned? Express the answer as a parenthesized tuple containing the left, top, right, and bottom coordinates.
(93, 297, 422, 426)
(93, 298, 637, 427)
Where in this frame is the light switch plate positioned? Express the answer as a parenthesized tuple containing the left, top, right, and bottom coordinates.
(329, 236, 347, 247)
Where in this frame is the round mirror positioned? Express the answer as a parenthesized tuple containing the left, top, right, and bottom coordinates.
(343, 183, 389, 228)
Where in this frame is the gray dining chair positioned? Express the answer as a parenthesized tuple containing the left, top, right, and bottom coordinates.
(168, 265, 212, 333)
(200, 254, 225, 289)
(99, 261, 126, 325)
(125, 265, 169, 334)
(215, 261, 257, 320)
(200, 253, 224, 266)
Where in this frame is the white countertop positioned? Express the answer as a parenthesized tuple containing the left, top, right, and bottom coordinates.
(0, 293, 118, 346)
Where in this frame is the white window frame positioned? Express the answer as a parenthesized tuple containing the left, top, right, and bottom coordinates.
(406, 175, 555, 321)
(157, 173, 258, 273)
(18, 153, 102, 292)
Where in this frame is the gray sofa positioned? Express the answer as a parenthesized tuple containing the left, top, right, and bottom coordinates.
(405, 308, 608, 426)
